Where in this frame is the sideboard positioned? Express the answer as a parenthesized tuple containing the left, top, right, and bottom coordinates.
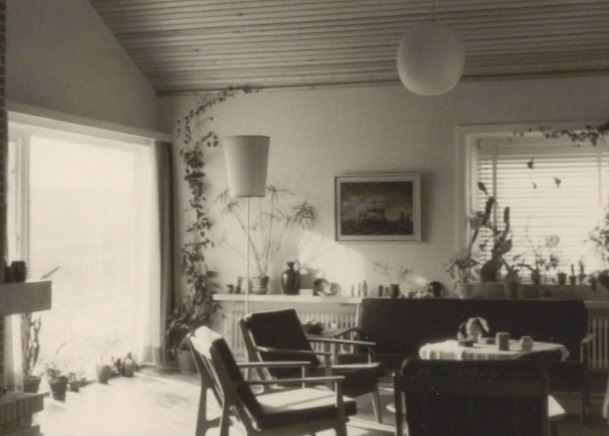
(213, 293, 609, 372)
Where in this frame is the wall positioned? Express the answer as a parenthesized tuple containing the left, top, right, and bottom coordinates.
(6, 0, 158, 130)
(159, 75, 609, 295)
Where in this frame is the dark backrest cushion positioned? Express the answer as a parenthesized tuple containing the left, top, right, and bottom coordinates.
(399, 359, 547, 436)
(359, 298, 587, 360)
(244, 309, 320, 376)
(191, 327, 262, 418)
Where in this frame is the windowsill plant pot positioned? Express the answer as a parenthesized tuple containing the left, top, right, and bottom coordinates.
(177, 349, 196, 374)
(23, 375, 41, 393)
(49, 376, 68, 401)
(96, 364, 112, 384)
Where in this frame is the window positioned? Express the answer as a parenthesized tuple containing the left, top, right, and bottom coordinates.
(8, 119, 160, 377)
(472, 135, 608, 273)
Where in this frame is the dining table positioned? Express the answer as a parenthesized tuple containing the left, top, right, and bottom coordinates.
(419, 338, 570, 361)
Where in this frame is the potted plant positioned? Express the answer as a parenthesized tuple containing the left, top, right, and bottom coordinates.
(170, 88, 251, 366)
(216, 185, 318, 293)
(46, 365, 68, 401)
(96, 361, 112, 384)
(21, 313, 42, 393)
(166, 286, 217, 373)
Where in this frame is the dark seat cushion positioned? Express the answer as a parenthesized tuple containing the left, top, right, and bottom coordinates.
(358, 298, 587, 369)
(254, 387, 357, 430)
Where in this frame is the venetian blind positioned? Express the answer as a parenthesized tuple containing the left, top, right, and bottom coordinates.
(475, 138, 609, 272)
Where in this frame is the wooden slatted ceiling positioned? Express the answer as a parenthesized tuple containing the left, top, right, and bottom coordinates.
(90, 0, 609, 95)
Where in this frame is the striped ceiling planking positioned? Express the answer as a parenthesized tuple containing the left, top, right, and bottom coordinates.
(90, 0, 609, 95)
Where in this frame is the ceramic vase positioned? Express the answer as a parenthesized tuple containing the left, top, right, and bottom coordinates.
(281, 262, 301, 295)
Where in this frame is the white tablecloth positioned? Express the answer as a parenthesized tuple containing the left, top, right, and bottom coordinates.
(419, 339, 570, 361)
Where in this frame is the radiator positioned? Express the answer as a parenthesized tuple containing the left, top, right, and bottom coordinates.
(218, 305, 358, 360)
(588, 310, 609, 371)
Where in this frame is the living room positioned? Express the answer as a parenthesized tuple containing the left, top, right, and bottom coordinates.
(3, 0, 609, 435)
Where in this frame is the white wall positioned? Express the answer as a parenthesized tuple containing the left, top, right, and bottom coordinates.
(159, 75, 609, 295)
(6, 0, 159, 130)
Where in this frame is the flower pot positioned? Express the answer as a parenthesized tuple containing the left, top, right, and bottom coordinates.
(504, 281, 519, 299)
(123, 356, 136, 377)
(389, 284, 400, 298)
(177, 349, 196, 374)
(23, 376, 41, 393)
(557, 272, 567, 285)
(68, 380, 80, 392)
(96, 365, 112, 384)
(49, 377, 68, 401)
(530, 270, 542, 285)
(281, 262, 301, 295)
(251, 276, 269, 294)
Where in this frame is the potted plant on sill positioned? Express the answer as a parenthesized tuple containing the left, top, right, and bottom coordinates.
(216, 185, 318, 294)
(21, 313, 42, 393)
(46, 365, 68, 401)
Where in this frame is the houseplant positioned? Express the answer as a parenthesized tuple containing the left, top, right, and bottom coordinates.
(447, 182, 512, 295)
(216, 185, 318, 293)
(170, 87, 254, 367)
(21, 313, 42, 393)
(46, 366, 68, 401)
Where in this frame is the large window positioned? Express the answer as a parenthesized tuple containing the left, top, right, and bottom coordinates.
(472, 135, 608, 273)
(8, 119, 160, 378)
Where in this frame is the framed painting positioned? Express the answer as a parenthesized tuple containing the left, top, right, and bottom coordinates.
(335, 173, 421, 241)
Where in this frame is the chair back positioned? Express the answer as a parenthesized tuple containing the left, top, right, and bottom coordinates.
(398, 359, 550, 436)
(188, 326, 263, 426)
(241, 309, 319, 377)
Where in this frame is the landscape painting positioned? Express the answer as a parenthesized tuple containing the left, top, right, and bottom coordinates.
(335, 174, 421, 241)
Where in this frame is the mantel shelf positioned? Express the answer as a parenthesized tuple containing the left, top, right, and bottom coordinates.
(0, 281, 52, 316)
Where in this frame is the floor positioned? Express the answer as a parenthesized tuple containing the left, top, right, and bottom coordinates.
(34, 369, 609, 435)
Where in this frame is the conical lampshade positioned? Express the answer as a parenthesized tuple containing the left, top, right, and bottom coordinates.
(224, 135, 270, 197)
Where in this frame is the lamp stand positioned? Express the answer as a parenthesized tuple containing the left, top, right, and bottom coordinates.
(246, 197, 251, 315)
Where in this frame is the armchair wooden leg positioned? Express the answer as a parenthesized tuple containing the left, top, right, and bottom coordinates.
(394, 373, 404, 436)
(371, 388, 382, 423)
(196, 386, 220, 436)
(219, 401, 231, 436)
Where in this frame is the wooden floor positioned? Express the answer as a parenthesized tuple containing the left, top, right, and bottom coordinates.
(33, 369, 609, 435)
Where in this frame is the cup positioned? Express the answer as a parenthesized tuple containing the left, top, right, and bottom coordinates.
(496, 332, 510, 351)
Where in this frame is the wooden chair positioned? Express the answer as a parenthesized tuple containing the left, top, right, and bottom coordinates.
(393, 359, 566, 436)
(239, 308, 385, 422)
(188, 326, 357, 436)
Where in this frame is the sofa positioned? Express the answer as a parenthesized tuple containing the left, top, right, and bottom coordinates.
(337, 298, 593, 417)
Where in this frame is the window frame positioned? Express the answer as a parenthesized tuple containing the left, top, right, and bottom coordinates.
(455, 121, 603, 252)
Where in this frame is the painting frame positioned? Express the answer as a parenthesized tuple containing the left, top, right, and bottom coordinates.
(335, 173, 421, 241)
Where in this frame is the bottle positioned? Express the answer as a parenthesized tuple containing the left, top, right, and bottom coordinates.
(362, 280, 368, 297)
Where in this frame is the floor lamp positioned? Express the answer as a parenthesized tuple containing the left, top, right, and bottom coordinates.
(223, 135, 270, 315)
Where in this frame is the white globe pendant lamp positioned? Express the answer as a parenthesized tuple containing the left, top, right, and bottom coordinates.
(397, 20, 465, 96)
(223, 135, 270, 314)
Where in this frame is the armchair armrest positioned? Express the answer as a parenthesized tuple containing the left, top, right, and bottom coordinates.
(329, 326, 359, 339)
(255, 346, 332, 357)
(237, 361, 312, 369)
(244, 375, 345, 386)
(581, 333, 595, 345)
(307, 337, 376, 347)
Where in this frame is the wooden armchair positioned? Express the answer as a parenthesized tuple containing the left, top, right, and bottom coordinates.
(188, 326, 357, 436)
(394, 359, 565, 436)
(239, 309, 385, 422)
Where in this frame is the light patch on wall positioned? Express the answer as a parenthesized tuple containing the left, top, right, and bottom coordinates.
(296, 230, 366, 293)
